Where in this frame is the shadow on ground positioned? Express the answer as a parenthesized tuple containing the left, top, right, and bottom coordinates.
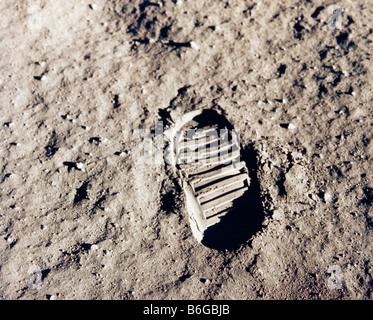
(201, 143, 264, 250)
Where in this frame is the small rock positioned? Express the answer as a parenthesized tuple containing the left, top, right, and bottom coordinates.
(191, 41, 199, 50)
(76, 162, 85, 171)
(273, 209, 284, 220)
(324, 192, 333, 202)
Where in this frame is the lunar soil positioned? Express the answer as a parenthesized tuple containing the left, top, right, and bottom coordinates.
(0, 0, 372, 299)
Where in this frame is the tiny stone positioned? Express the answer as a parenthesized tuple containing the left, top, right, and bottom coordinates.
(324, 192, 332, 202)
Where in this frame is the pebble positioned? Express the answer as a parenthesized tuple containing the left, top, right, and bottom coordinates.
(324, 192, 333, 202)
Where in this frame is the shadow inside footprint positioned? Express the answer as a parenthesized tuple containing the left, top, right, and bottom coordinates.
(201, 144, 264, 250)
